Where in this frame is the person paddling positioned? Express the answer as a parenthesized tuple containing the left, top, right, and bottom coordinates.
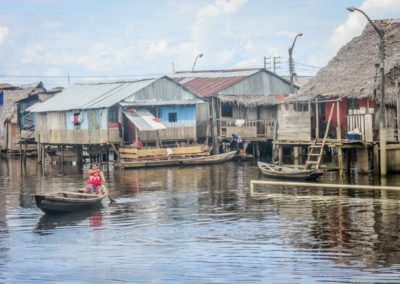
(85, 163, 106, 195)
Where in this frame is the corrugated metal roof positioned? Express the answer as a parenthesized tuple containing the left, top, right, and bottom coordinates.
(123, 110, 166, 131)
(120, 99, 203, 107)
(29, 79, 158, 112)
(171, 68, 294, 97)
(173, 69, 259, 78)
(173, 76, 247, 97)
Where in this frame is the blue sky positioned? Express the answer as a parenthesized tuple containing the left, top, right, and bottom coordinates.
(0, 0, 399, 88)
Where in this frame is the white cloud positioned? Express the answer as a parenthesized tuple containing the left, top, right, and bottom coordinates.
(0, 27, 9, 45)
(330, 0, 400, 49)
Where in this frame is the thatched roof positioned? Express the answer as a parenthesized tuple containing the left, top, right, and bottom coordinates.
(295, 19, 400, 105)
(218, 94, 280, 107)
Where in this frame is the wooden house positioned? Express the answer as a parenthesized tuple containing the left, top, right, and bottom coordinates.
(281, 20, 400, 144)
(0, 82, 46, 152)
(172, 69, 294, 153)
(28, 77, 205, 160)
(277, 20, 400, 174)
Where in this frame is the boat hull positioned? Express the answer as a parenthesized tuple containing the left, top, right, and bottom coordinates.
(257, 162, 324, 181)
(33, 191, 106, 214)
(117, 151, 236, 169)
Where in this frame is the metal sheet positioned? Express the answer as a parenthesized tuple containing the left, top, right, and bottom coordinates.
(123, 110, 167, 131)
(29, 79, 158, 112)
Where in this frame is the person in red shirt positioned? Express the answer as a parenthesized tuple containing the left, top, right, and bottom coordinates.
(85, 163, 106, 194)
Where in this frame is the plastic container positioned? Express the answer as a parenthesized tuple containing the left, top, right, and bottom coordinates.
(347, 133, 362, 140)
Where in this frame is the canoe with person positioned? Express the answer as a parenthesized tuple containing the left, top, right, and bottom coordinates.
(33, 163, 115, 214)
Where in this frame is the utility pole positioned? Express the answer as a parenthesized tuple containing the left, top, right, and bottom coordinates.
(288, 33, 303, 93)
(263, 56, 271, 70)
(273, 56, 281, 73)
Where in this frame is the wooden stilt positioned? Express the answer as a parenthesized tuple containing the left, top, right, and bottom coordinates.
(373, 144, 379, 175)
(278, 146, 283, 166)
(380, 125, 387, 176)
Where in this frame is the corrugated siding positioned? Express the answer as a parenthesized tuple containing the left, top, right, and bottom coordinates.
(122, 77, 203, 104)
(218, 71, 292, 96)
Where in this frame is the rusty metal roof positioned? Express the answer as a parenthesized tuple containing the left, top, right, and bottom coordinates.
(172, 69, 259, 97)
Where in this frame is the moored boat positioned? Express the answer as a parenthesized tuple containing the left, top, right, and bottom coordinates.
(257, 161, 324, 180)
(116, 151, 236, 169)
(33, 190, 106, 214)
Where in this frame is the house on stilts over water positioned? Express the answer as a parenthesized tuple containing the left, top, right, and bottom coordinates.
(0, 82, 57, 155)
(278, 19, 400, 175)
(172, 68, 295, 156)
(27, 76, 207, 165)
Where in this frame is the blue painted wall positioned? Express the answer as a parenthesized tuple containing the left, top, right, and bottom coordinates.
(156, 105, 196, 127)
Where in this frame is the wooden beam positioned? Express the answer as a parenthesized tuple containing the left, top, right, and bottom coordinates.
(250, 180, 400, 193)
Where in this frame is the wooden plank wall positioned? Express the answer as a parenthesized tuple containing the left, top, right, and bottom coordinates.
(277, 108, 311, 141)
(36, 111, 111, 144)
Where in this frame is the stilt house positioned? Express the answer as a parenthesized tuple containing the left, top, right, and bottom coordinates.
(28, 77, 205, 155)
(172, 69, 294, 149)
(281, 19, 400, 144)
(0, 82, 47, 151)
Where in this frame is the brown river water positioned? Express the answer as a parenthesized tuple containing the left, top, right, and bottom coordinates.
(1, 158, 400, 283)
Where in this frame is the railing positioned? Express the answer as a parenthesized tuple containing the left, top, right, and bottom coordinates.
(217, 118, 276, 139)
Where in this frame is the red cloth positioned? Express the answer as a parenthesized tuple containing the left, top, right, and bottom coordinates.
(88, 172, 102, 186)
(132, 139, 143, 149)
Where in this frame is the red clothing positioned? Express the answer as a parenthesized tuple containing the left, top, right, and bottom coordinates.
(88, 171, 102, 186)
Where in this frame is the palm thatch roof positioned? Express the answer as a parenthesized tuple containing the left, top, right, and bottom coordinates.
(218, 94, 280, 107)
(294, 19, 400, 105)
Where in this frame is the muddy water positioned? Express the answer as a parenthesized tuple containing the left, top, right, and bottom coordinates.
(1, 159, 400, 283)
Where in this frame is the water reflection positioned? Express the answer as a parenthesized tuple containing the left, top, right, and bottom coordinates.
(1, 159, 400, 282)
(34, 209, 103, 235)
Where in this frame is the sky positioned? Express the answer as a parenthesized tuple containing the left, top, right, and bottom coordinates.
(1, 0, 400, 88)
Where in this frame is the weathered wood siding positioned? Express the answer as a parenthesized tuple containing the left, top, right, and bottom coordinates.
(35, 109, 115, 144)
(196, 103, 209, 139)
(277, 106, 311, 141)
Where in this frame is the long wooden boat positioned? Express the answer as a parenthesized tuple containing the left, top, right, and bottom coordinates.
(116, 151, 237, 169)
(33, 190, 106, 214)
(257, 161, 324, 180)
(181, 151, 237, 165)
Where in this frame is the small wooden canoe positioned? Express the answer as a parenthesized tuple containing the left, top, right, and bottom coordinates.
(33, 190, 106, 214)
(117, 151, 237, 168)
(181, 151, 237, 166)
(257, 161, 324, 180)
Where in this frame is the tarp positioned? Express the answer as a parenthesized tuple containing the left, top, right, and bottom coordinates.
(123, 109, 166, 131)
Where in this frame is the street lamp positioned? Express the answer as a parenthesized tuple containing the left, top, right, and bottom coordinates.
(288, 33, 303, 93)
(347, 7, 385, 127)
(191, 53, 204, 71)
(347, 7, 387, 175)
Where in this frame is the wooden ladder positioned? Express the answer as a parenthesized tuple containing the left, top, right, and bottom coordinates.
(305, 104, 336, 170)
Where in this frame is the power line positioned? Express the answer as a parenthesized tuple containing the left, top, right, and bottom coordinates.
(0, 73, 167, 79)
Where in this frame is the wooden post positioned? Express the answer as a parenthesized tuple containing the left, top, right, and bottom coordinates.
(315, 99, 319, 139)
(357, 147, 369, 174)
(396, 79, 400, 142)
(380, 125, 387, 176)
(278, 145, 283, 166)
(211, 97, 219, 155)
(41, 144, 45, 172)
(373, 143, 380, 175)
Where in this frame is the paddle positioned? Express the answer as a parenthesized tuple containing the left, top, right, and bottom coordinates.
(103, 185, 116, 203)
